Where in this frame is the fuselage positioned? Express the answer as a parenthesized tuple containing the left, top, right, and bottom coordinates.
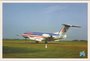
(21, 32, 61, 41)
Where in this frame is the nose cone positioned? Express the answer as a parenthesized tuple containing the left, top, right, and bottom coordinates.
(21, 34, 29, 38)
(21, 34, 28, 37)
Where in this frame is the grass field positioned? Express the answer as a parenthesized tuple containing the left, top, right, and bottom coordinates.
(3, 39, 88, 58)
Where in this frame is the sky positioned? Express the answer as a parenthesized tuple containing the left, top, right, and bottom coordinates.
(3, 3, 87, 40)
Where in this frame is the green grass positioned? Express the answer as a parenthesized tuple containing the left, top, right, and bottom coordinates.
(3, 39, 88, 58)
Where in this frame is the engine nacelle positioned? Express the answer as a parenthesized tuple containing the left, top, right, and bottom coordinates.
(63, 35, 67, 39)
(42, 34, 50, 37)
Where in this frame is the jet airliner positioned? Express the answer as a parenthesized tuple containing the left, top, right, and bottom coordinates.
(21, 24, 80, 43)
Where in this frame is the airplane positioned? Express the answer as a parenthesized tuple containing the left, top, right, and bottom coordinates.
(21, 24, 80, 43)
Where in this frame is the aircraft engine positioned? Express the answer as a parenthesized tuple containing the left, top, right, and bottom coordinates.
(42, 34, 50, 37)
(63, 35, 67, 39)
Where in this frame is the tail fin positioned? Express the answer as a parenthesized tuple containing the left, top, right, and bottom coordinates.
(59, 24, 80, 38)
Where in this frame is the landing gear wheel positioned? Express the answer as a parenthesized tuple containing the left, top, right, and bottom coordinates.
(36, 41, 39, 43)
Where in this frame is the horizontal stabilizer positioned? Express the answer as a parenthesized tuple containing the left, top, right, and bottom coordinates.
(62, 24, 81, 28)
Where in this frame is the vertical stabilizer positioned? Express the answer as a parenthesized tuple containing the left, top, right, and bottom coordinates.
(59, 24, 80, 39)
